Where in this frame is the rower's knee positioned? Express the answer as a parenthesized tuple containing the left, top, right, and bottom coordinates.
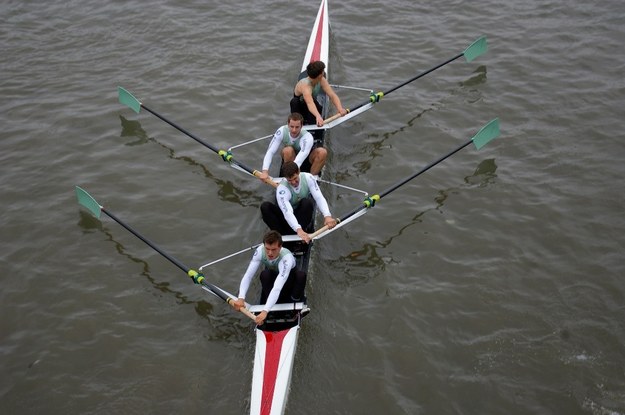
(311, 146, 327, 162)
(282, 146, 296, 160)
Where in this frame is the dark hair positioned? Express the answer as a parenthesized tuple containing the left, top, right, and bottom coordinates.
(282, 161, 300, 178)
(306, 61, 325, 78)
(263, 230, 283, 246)
(288, 112, 304, 124)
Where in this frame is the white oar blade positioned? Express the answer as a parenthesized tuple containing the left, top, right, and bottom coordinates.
(75, 186, 102, 219)
(472, 118, 500, 150)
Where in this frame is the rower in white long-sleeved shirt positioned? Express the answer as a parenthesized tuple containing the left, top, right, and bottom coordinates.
(231, 230, 306, 326)
(257, 113, 327, 179)
(260, 161, 337, 244)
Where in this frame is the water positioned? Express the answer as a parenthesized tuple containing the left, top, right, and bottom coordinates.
(2, 0, 625, 414)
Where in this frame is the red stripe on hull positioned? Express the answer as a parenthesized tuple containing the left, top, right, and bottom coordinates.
(310, 1, 325, 63)
(260, 329, 290, 415)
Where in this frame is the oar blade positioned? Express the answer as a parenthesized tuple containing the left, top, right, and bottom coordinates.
(472, 118, 500, 150)
(75, 186, 102, 219)
(118, 86, 142, 114)
(463, 36, 488, 63)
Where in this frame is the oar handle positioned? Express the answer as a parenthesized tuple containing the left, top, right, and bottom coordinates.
(308, 225, 329, 240)
(307, 217, 342, 240)
(225, 297, 257, 321)
(199, 277, 258, 322)
(240, 308, 257, 321)
(252, 170, 279, 188)
(323, 111, 348, 125)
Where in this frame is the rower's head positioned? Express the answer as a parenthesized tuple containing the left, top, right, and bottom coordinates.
(263, 230, 283, 260)
(306, 61, 325, 80)
(282, 161, 300, 187)
(287, 113, 304, 136)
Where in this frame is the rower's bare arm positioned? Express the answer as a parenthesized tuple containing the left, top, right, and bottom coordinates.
(303, 92, 324, 125)
(255, 311, 268, 325)
(296, 228, 311, 244)
(324, 216, 337, 229)
(321, 78, 347, 116)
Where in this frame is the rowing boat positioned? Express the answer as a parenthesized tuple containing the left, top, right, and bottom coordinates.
(109, 3, 495, 412)
(246, 1, 329, 414)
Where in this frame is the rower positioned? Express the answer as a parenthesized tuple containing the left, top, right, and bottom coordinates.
(231, 230, 306, 326)
(258, 112, 326, 178)
(260, 161, 337, 244)
(290, 60, 347, 129)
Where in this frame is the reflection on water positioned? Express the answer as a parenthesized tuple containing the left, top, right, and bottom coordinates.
(119, 115, 149, 146)
(118, 116, 264, 208)
(342, 105, 442, 178)
(76, 211, 194, 303)
(464, 158, 497, 186)
(76, 209, 248, 342)
(335, 66, 489, 181)
(459, 65, 488, 88)
(331, 161, 498, 287)
(456, 65, 488, 104)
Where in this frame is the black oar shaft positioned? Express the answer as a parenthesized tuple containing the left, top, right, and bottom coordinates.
(348, 52, 464, 114)
(101, 207, 232, 303)
(308, 117, 498, 241)
(379, 138, 471, 199)
(337, 138, 473, 224)
(141, 104, 261, 179)
(383, 53, 463, 96)
(77, 186, 258, 321)
(102, 208, 191, 272)
(141, 104, 219, 154)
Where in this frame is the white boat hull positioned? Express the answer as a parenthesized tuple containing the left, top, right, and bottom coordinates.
(250, 326, 300, 415)
(301, 0, 329, 72)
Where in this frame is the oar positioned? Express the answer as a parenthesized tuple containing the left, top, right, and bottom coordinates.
(308, 117, 500, 239)
(74, 186, 256, 322)
(320, 36, 488, 126)
(117, 86, 277, 188)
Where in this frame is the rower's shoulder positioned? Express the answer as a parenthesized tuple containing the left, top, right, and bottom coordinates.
(276, 182, 289, 194)
(319, 77, 335, 92)
(296, 77, 310, 85)
(274, 125, 286, 136)
(295, 78, 312, 91)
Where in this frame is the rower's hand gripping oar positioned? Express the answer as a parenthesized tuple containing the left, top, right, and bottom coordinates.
(74, 186, 257, 322)
(317, 37, 488, 128)
(117, 86, 278, 188)
(308, 118, 501, 239)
